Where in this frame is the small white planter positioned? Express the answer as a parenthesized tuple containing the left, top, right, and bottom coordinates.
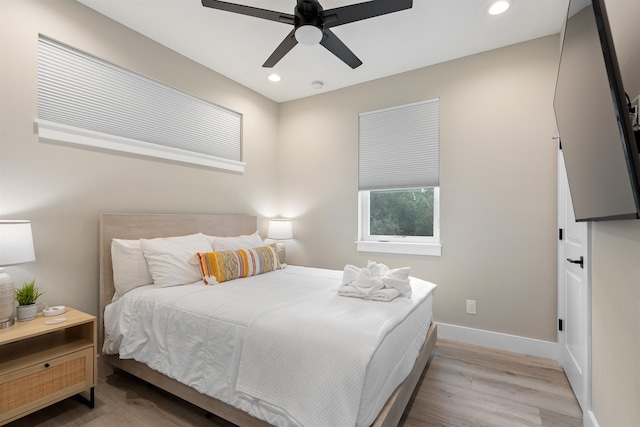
(16, 303, 38, 321)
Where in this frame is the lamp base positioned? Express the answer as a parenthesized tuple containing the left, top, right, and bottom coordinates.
(275, 242, 286, 264)
(0, 317, 15, 329)
(0, 269, 16, 329)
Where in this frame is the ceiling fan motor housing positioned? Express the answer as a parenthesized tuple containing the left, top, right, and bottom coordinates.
(295, 0, 325, 44)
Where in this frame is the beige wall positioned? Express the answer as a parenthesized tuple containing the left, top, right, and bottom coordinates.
(278, 36, 560, 342)
(591, 223, 640, 426)
(590, 1, 640, 425)
(0, 0, 280, 315)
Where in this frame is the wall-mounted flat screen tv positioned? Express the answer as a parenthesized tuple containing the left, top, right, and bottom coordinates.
(554, 0, 640, 221)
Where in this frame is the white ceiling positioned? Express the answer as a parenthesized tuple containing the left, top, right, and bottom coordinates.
(76, 0, 571, 103)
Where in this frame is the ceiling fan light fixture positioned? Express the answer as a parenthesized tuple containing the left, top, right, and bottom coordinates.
(487, 0, 512, 15)
(201, 0, 413, 68)
(295, 25, 323, 46)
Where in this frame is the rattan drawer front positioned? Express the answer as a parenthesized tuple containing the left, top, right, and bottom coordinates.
(0, 347, 92, 421)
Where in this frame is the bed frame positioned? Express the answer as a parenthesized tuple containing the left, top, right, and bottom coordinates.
(98, 213, 437, 427)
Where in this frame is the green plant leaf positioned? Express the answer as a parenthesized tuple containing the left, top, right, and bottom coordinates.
(15, 278, 44, 306)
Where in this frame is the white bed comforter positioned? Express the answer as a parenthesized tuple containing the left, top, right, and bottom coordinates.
(103, 266, 436, 427)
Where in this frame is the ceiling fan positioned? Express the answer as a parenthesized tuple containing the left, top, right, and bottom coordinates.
(201, 0, 413, 69)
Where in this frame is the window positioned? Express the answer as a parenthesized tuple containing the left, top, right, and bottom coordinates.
(363, 187, 439, 239)
(357, 99, 441, 256)
(36, 35, 244, 172)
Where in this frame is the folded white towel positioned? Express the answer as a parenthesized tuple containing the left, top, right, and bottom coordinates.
(338, 284, 401, 302)
(339, 261, 412, 301)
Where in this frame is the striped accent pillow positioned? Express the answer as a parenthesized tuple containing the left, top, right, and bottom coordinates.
(196, 243, 280, 284)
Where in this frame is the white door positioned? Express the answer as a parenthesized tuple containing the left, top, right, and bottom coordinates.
(557, 147, 591, 412)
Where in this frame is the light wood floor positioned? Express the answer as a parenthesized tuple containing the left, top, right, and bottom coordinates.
(6, 339, 583, 427)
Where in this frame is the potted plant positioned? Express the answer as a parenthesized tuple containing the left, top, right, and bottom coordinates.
(15, 278, 44, 321)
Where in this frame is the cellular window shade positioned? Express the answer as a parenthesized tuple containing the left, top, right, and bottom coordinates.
(36, 35, 244, 172)
(359, 98, 439, 190)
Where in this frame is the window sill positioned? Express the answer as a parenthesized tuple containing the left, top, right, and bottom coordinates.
(356, 241, 442, 256)
(35, 119, 246, 173)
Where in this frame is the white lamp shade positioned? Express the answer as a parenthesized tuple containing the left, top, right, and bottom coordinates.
(0, 220, 36, 266)
(267, 219, 293, 240)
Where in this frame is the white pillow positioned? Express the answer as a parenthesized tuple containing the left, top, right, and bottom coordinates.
(208, 230, 263, 251)
(140, 233, 213, 287)
(111, 239, 153, 300)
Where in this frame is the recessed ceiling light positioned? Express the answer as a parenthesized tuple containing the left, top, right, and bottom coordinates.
(311, 81, 324, 90)
(487, 0, 511, 15)
(267, 73, 281, 82)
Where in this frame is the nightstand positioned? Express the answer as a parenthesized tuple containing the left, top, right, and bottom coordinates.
(0, 308, 96, 425)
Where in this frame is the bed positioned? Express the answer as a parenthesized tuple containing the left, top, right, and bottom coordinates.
(98, 213, 437, 427)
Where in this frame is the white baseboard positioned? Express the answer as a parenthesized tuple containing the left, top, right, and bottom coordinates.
(584, 410, 600, 427)
(436, 322, 558, 360)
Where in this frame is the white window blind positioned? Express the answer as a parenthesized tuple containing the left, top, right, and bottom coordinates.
(358, 98, 439, 190)
(36, 35, 244, 172)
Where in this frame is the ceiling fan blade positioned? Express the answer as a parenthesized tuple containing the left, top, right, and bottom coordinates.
(319, 29, 362, 69)
(322, 0, 412, 29)
(201, 0, 295, 25)
(263, 29, 298, 68)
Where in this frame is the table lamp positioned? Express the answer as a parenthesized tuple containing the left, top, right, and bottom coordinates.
(0, 220, 36, 329)
(267, 219, 293, 264)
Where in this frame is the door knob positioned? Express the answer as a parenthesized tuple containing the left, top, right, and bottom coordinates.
(567, 256, 584, 268)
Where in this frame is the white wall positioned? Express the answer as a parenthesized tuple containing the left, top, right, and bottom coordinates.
(278, 36, 561, 342)
(0, 0, 280, 315)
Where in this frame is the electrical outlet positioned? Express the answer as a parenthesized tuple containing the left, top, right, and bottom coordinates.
(466, 299, 476, 315)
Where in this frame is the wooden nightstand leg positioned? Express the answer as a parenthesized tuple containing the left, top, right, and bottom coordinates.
(74, 387, 95, 409)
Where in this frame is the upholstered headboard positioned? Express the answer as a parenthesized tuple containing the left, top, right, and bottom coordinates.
(98, 213, 257, 351)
